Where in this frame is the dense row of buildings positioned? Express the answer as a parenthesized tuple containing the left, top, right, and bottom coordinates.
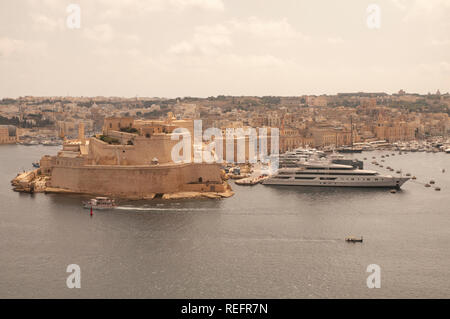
(1, 91, 449, 151)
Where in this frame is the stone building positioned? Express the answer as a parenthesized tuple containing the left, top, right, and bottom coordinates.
(311, 127, 353, 147)
(0, 125, 17, 144)
(374, 121, 415, 142)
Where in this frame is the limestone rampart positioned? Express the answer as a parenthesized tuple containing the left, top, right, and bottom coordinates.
(49, 162, 224, 197)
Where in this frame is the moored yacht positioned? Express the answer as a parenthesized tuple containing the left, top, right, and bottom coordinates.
(278, 147, 326, 167)
(262, 161, 409, 188)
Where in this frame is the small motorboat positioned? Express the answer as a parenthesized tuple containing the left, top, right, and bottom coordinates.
(83, 197, 117, 210)
(32, 162, 40, 168)
(346, 236, 363, 243)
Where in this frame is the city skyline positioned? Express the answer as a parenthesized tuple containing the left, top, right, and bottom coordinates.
(1, 0, 449, 98)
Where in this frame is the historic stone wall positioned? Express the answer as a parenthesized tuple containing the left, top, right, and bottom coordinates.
(40, 155, 56, 175)
(88, 135, 192, 165)
(103, 117, 134, 132)
(49, 162, 223, 196)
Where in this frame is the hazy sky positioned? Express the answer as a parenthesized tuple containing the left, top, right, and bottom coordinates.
(0, 0, 449, 98)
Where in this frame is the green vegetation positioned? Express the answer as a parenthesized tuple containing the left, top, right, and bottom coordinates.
(119, 127, 138, 134)
(98, 135, 120, 145)
(0, 98, 16, 105)
(0, 115, 19, 126)
(142, 109, 166, 118)
(386, 100, 449, 115)
(0, 115, 53, 128)
(261, 96, 281, 105)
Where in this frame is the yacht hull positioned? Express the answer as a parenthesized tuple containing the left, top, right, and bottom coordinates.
(263, 177, 409, 188)
(337, 149, 363, 153)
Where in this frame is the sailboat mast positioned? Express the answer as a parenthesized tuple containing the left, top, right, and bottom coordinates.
(350, 116, 353, 148)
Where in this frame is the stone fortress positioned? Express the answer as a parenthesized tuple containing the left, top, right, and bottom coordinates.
(11, 114, 233, 199)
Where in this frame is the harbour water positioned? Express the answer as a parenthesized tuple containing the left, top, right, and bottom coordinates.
(1, 145, 449, 298)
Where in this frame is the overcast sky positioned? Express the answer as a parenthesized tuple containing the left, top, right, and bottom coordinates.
(0, 0, 449, 98)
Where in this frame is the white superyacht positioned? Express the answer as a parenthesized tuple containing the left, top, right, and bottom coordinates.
(263, 160, 410, 189)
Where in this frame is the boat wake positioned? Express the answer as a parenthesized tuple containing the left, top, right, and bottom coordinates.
(223, 237, 341, 243)
(115, 206, 220, 212)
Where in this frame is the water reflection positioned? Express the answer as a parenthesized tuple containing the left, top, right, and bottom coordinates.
(1, 145, 449, 298)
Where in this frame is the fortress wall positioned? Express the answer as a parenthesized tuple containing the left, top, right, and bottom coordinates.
(106, 130, 137, 144)
(40, 156, 56, 175)
(171, 120, 195, 136)
(88, 138, 135, 165)
(49, 163, 222, 196)
(88, 136, 191, 165)
(103, 117, 134, 132)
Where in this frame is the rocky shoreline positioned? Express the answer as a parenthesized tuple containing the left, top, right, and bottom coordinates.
(11, 169, 234, 200)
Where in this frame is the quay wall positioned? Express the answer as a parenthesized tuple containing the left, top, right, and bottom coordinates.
(49, 162, 224, 196)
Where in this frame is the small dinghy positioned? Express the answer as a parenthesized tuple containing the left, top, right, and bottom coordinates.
(345, 236, 363, 243)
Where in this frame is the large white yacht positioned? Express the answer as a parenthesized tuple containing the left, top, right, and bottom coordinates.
(278, 148, 326, 167)
(263, 161, 410, 188)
